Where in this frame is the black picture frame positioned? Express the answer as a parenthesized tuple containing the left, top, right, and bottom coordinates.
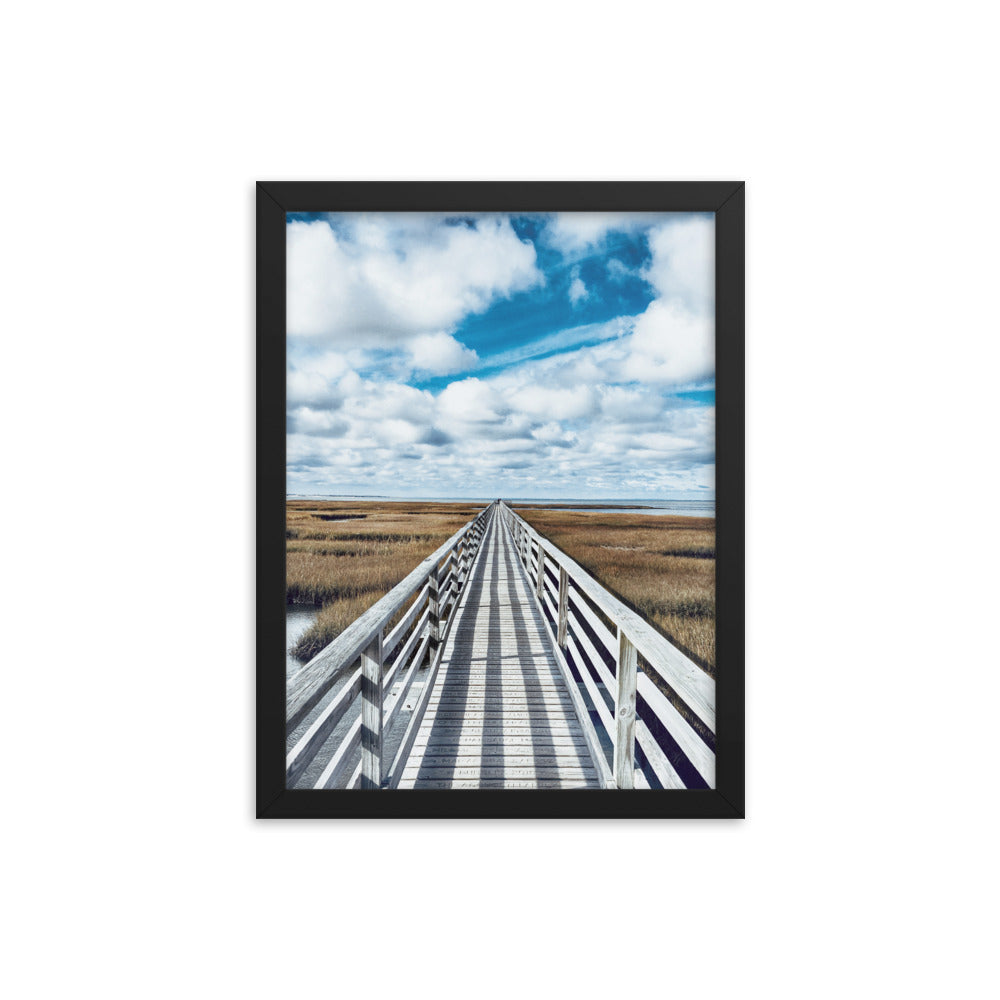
(257, 181, 744, 819)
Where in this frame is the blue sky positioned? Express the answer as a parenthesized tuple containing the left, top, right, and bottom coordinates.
(286, 211, 715, 499)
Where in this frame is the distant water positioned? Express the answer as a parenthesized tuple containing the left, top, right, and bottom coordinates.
(286, 604, 320, 679)
(509, 498, 715, 518)
(287, 495, 715, 518)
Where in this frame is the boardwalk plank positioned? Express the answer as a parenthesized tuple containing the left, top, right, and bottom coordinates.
(401, 512, 601, 789)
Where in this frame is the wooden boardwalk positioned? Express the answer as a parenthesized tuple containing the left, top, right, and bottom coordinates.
(398, 510, 601, 789)
(286, 501, 715, 791)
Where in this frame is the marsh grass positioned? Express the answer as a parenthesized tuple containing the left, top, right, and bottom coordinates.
(515, 507, 716, 675)
(286, 501, 481, 662)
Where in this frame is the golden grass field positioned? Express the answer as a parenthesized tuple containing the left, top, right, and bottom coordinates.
(514, 506, 716, 675)
(286, 500, 715, 677)
(286, 501, 482, 662)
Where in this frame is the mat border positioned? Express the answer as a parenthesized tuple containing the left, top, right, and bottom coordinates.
(256, 181, 745, 819)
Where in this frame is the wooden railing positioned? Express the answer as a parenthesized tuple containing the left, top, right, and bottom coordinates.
(499, 501, 716, 790)
(286, 502, 495, 790)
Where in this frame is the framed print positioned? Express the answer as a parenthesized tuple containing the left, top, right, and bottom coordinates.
(257, 182, 744, 818)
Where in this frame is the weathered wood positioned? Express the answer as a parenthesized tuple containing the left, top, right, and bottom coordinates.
(359, 631, 384, 789)
(507, 504, 715, 734)
(403, 766, 596, 780)
(399, 511, 604, 788)
(286, 522, 473, 731)
(380, 608, 429, 695)
(421, 710, 573, 721)
(533, 597, 615, 789)
(567, 606, 615, 693)
(300, 499, 715, 793)
(286, 668, 362, 788)
(542, 588, 559, 630)
(501, 502, 716, 790)
(566, 633, 614, 743)
(384, 516, 495, 789)
(634, 717, 685, 790)
(384, 641, 442, 790)
(413, 734, 589, 747)
(382, 583, 429, 659)
(403, 742, 593, 758)
(557, 566, 569, 646)
(427, 697, 576, 708)
(421, 724, 583, 737)
(636, 671, 715, 786)
(427, 564, 441, 649)
(569, 585, 617, 664)
(613, 628, 637, 790)
(432, 673, 570, 686)
(397, 779, 597, 790)
(403, 754, 594, 768)
(382, 632, 431, 735)
(314, 717, 361, 789)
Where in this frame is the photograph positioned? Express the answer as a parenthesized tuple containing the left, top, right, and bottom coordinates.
(263, 188, 740, 810)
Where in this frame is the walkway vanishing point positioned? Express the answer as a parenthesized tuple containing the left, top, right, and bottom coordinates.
(286, 501, 716, 791)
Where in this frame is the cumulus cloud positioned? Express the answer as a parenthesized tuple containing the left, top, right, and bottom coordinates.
(642, 215, 714, 313)
(507, 384, 598, 421)
(545, 212, 659, 255)
(288, 407, 350, 438)
(285, 212, 716, 499)
(622, 300, 714, 384)
(407, 332, 478, 375)
(287, 215, 542, 345)
(612, 214, 715, 386)
(437, 378, 509, 424)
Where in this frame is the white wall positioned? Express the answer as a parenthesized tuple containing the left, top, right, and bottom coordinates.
(4, 3, 997, 998)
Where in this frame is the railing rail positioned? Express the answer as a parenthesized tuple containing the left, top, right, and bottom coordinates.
(286, 502, 495, 790)
(498, 501, 716, 789)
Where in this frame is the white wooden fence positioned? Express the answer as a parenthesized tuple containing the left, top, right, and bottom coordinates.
(499, 502, 716, 789)
(285, 503, 494, 790)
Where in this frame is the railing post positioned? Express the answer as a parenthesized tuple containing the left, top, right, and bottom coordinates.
(536, 546, 546, 600)
(557, 566, 569, 647)
(613, 627, 637, 789)
(428, 561, 441, 653)
(360, 629, 384, 789)
(458, 533, 468, 586)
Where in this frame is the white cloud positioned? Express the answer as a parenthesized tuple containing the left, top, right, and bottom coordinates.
(611, 214, 715, 387)
(285, 213, 717, 499)
(345, 380, 434, 424)
(568, 267, 588, 306)
(408, 333, 478, 375)
(289, 407, 350, 437)
(607, 257, 631, 282)
(643, 215, 714, 313)
(598, 385, 665, 422)
(622, 300, 714, 384)
(437, 378, 508, 424)
(286, 368, 343, 409)
(483, 318, 627, 370)
(545, 213, 659, 255)
(287, 215, 542, 346)
(508, 384, 598, 421)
